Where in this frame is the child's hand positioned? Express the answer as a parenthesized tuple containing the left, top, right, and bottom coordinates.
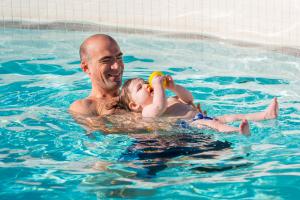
(151, 75, 164, 88)
(165, 75, 176, 90)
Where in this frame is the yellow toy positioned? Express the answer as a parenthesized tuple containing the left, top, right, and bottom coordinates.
(148, 71, 167, 89)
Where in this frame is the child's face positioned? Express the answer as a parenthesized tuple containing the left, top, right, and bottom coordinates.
(128, 79, 153, 107)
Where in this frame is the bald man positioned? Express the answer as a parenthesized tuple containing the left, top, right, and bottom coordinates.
(70, 34, 124, 117)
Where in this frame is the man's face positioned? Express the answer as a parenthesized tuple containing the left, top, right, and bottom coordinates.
(86, 40, 124, 93)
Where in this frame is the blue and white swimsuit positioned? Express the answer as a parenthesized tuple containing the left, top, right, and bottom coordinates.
(178, 112, 213, 128)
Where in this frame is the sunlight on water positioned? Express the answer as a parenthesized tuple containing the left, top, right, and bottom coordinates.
(0, 28, 300, 199)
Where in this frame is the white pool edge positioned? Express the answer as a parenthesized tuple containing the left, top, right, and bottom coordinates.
(1, 0, 299, 49)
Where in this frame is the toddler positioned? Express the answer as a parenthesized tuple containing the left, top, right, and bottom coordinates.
(119, 75, 278, 135)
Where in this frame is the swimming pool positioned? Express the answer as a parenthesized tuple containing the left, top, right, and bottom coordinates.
(1, 28, 300, 199)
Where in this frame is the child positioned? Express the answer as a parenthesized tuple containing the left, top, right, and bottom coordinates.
(119, 75, 278, 135)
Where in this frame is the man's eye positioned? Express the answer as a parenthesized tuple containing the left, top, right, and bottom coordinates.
(101, 58, 113, 63)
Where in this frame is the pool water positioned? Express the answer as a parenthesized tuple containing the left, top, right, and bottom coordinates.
(0, 28, 300, 199)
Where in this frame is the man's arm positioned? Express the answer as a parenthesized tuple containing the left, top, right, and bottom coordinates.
(69, 99, 156, 134)
(71, 110, 171, 134)
(69, 97, 174, 134)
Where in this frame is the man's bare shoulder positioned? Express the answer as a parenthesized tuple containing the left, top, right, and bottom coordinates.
(69, 98, 97, 116)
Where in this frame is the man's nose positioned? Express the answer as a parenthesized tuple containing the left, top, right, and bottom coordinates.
(111, 60, 122, 70)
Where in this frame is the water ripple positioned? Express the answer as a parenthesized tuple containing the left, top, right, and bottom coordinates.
(0, 59, 79, 75)
(1, 28, 300, 199)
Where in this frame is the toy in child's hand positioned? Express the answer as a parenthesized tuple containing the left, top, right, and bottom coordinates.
(148, 71, 167, 90)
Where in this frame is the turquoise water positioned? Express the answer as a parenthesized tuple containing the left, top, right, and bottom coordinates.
(1, 28, 300, 199)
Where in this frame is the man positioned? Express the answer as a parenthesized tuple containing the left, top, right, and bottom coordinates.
(70, 34, 231, 178)
(70, 34, 124, 117)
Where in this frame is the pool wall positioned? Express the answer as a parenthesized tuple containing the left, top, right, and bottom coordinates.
(0, 0, 299, 48)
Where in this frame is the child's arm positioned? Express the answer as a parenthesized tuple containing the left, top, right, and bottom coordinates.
(142, 76, 167, 118)
(165, 75, 194, 104)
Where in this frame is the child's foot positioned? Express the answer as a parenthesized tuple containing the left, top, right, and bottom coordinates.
(239, 119, 250, 136)
(264, 98, 279, 119)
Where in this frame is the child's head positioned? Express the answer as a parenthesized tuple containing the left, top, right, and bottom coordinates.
(119, 78, 153, 112)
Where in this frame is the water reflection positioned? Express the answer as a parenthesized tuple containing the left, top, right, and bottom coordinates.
(120, 132, 232, 177)
(83, 131, 252, 198)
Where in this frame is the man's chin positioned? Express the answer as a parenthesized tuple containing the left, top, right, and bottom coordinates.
(113, 80, 122, 88)
(106, 81, 121, 91)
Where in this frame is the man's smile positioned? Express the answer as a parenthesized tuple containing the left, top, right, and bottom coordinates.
(108, 73, 120, 77)
(108, 73, 122, 81)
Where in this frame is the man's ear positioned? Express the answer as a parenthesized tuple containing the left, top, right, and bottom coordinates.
(81, 60, 90, 75)
(129, 102, 141, 112)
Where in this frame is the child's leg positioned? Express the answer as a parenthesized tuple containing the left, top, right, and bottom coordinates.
(190, 119, 250, 135)
(215, 98, 278, 123)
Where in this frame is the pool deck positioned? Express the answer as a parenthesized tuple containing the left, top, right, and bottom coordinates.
(1, 0, 299, 48)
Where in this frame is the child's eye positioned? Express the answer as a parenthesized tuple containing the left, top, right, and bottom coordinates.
(137, 84, 142, 91)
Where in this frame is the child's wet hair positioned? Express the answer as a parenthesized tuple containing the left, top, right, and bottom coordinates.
(119, 78, 145, 111)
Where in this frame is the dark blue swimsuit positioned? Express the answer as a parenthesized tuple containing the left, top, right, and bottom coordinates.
(178, 112, 213, 129)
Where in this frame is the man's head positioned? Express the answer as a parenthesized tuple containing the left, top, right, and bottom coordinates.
(80, 34, 124, 94)
(119, 78, 153, 112)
